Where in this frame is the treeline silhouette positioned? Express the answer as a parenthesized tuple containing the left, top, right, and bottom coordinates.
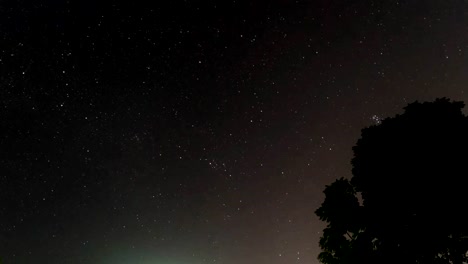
(316, 98, 468, 264)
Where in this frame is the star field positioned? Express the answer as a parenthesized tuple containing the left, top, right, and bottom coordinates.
(1, 1, 468, 263)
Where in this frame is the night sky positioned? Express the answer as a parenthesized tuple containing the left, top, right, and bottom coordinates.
(1, 1, 468, 263)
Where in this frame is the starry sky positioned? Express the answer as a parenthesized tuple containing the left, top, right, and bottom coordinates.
(1, 1, 468, 263)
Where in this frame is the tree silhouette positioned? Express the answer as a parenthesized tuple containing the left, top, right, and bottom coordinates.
(316, 98, 468, 264)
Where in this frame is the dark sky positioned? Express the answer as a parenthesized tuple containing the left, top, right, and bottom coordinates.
(1, 1, 468, 263)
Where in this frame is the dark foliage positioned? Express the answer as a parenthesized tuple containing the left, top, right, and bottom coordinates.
(316, 98, 468, 264)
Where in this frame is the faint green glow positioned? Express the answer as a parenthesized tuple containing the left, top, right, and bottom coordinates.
(99, 248, 203, 264)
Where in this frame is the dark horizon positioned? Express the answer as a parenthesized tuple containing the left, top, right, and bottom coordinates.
(1, 1, 468, 263)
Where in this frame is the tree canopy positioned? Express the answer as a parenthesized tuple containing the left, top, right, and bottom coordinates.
(316, 98, 468, 264)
